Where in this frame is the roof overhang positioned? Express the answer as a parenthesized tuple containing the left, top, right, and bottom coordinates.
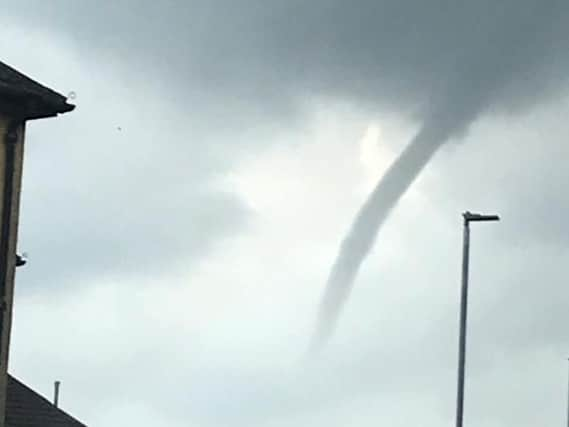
(0, 61, 75, 121)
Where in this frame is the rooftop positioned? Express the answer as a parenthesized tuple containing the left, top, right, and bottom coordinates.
(5, 375, 86, 427)
(0, 61, 75, 120)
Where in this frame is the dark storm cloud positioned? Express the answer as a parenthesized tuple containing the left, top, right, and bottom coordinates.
(6, 2, 568, 289)
(7, 1, 567, 291)
(9, 0, 569, 119)
(4, 3, 569, 426)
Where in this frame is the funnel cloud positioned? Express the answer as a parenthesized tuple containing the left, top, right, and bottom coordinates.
(312, 0, 565, 349)
(312, 126, 445, 350)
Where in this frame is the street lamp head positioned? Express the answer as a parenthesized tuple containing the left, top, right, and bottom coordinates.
(463, 211, 500, 223)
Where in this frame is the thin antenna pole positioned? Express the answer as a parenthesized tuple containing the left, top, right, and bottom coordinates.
(54, 381, 60, 407)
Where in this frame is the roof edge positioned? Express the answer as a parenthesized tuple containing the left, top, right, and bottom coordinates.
(0, 60, 76, 120)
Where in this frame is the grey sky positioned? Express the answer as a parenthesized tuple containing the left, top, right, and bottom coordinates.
(8, 1, 569, 116)
(1, 1, 569, 426)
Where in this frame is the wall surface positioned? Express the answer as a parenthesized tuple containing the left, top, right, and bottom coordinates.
(0, 115, 26, 427)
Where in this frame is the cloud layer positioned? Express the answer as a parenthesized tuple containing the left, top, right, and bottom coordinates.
(2, 2, 569, 427)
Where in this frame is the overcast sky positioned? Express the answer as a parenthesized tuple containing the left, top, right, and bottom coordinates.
(2, 1, 569, 426)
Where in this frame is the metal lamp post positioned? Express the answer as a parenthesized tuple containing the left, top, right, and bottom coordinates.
(455, 211, 500, 427)
(566, 358, 569, 427)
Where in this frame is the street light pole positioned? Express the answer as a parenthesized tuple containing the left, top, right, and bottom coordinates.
(566, 358, 569, 427)
(455, 215, 470, 427)
(455, 211, 500, 427)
